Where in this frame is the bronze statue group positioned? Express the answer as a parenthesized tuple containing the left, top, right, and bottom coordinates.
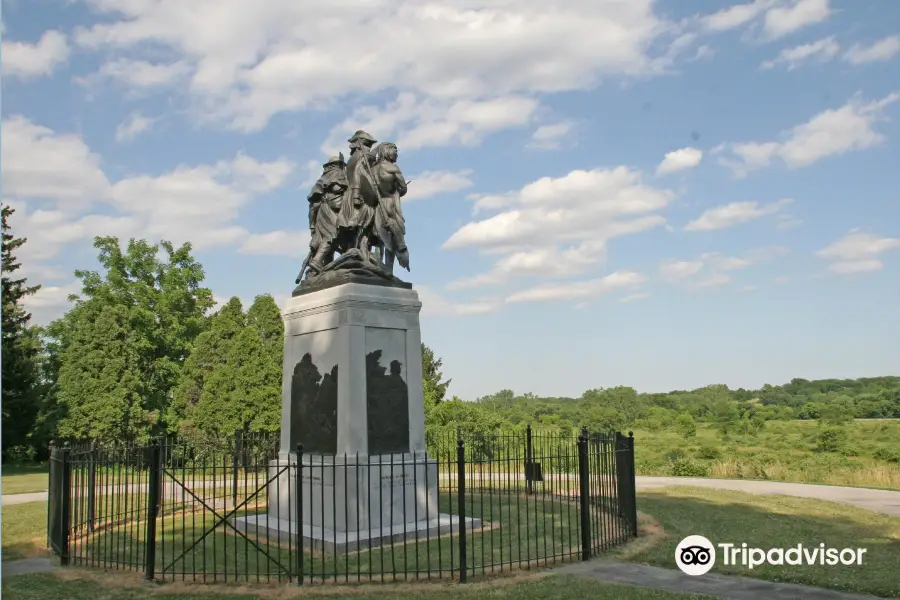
(297, 130, 411, 284)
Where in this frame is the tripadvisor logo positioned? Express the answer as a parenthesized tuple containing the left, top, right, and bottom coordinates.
(675, 535, 867, 576)
(675, 535, 716, 576)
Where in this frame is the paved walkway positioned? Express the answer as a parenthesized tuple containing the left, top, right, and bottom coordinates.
(3, 556, 884, 599)
(8, 477, 900, 516)
(3, 491, 48, 506)
(635, 477, 900, 517)
(557, 559, 884, 600)
(1, 558, 56, 576)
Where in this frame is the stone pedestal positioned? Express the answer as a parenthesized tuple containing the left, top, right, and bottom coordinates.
(233, 282, 480, 550)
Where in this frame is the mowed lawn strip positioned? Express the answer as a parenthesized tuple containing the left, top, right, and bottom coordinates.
(2, 501, 51, 561)
(2, 464, 49, 495)
(625, 486, 900, 599)
(0, 572, 715, 600)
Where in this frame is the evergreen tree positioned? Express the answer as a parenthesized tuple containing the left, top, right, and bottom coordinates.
(171, 295, 282, 438)
(1, 205, 42, 459)
(422, 343, 450, 415)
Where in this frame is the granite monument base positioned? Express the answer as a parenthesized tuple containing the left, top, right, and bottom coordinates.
(232, 455, 482, 552)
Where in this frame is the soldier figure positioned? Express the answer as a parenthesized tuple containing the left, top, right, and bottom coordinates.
(306, 154, 348, 274)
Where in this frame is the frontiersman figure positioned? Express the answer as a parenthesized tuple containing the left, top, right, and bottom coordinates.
(307, 154, 348, 273)
(338, 129, 378, 253)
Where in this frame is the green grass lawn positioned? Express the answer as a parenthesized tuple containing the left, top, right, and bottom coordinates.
(626, 486, 900, 599)
(0, 573, 714, 600)
(60, 490, 623, 582)
(2, 463, 49, 495)
(2, 501, 50, 561)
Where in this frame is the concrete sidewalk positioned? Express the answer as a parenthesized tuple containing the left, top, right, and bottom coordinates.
(557, 559, 885, 600)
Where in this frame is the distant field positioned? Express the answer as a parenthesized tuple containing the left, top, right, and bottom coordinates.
(632, 420, 900, 490)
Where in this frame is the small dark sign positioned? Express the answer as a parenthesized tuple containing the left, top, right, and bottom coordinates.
(525, 461, 544, 482)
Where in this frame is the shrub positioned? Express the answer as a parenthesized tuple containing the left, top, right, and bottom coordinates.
(874, 448, 900, 463)
(675, 413, 697, 439)
(669, 458, 710, 477)
(815, 425, 848, 453)
(4, 445, 37, 464)
(696, 444, 721, 460)
(665, 449, 687, 462)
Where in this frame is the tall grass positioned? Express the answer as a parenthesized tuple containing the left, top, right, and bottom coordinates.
(632, 420, 900, 490)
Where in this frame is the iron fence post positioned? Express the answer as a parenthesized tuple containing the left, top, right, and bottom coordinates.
(627, 431, 638, 537)
(145, 440, 161, 580)
(232, 429, 240, 507)
(577, 431, 591, 561)
(525, 424, 533, 495)
(456, 428, 467, 583)
(87, 442, 96, 532)
(295, 443, 304, 585)
(46, 441, 53, 550)
(60, 444, 72, 566)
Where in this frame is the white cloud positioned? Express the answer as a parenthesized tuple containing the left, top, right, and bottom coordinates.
(2, 30, 69, 79)
(22, 281, 82, 325)
(404, 170, 474, 203)
(320, 93, 540, 156)
(446, 241, 608, 290)
(826, 259, 883, 274)
(72, 1, 683, 133)
(77, 58, 191, 90)
(776, 214, 803, 230)
(843, 35, 900, 65)
(443, 166, 670, 290)
(656, 146, 703, 175)
(700, 0, 829, 40)
(718, 92, 900, 176)
(702, 0, 775, 32)
(763, 0, 831, 40)
(505, 270, 646, 304)
(694, 273, 731, 288)
(238, 230, 310, 258)
(760, 36, 839, 70)
(416, 285, 501, 317)
(659, 246, 787, 288)
(1, 116, 111, 205)
(685, 199, 792, 231)
(115, 112, 155, 142)
(528, 122, 574, 150)
(2, 117, 296, 275)
(620, 292, 650, 303)
(740, 285, 757, 292)
(659, 260, 704, 281)
(448, 167, 671, 247)
(816, 229, 900, 274)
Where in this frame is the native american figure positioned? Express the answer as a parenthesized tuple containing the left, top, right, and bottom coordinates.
(371, 142, 410, 274)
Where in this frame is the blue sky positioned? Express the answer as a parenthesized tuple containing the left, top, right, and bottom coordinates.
(3, 0, 899, 400)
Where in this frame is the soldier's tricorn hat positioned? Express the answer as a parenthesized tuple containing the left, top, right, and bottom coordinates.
(323, 153, 344, 167)
(347, 130, 377, 145)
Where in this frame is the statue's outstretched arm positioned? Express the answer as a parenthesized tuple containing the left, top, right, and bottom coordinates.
(394, 167, 408, 198)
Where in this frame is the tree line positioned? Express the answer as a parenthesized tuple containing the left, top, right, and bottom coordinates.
(2, 205, 898, 462)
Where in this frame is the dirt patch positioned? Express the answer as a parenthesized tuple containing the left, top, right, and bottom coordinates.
(52, 567, 554, 598)
(2, 538, 52, 562)
(607, 511, 667, 560)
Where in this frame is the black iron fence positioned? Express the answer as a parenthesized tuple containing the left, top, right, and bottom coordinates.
(47, 427, 637, 584)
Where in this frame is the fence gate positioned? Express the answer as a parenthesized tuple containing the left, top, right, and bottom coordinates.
(154, 446, 297, 583)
